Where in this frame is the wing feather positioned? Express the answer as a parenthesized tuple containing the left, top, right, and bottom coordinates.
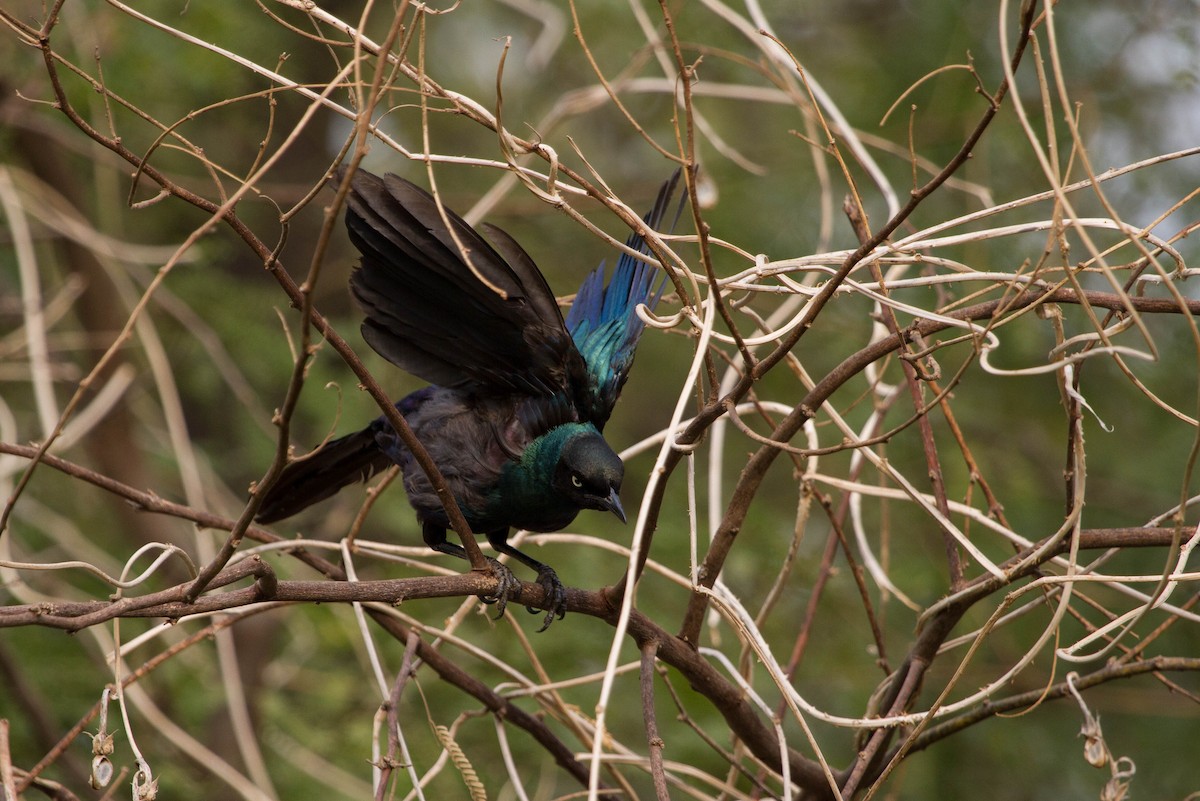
(342, 169, 585, 398)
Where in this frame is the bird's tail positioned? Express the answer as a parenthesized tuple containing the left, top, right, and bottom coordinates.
(255, 426, 392, 524)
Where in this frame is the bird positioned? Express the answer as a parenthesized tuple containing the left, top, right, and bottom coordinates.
(256, 166, 680, 629)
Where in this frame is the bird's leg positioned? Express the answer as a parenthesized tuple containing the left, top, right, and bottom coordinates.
(422, 522, 520, 618)
(484, 529, 567, 632)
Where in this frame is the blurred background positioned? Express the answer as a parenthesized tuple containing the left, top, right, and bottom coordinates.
(2, 1, 1199, 799)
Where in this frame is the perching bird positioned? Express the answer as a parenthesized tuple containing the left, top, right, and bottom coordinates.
(257, 167, 679, 629)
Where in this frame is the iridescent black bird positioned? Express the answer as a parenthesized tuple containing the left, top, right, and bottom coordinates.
(257, 167, 679, 629)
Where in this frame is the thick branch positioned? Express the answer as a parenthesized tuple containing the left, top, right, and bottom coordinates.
(899, 655, 1200, 756)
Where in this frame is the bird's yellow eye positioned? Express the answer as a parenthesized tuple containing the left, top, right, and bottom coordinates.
(571, 474, 583, 488)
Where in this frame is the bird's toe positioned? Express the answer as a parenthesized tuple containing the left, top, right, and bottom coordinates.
(527, 566, 567, 632)
(481, 557, 521, 619)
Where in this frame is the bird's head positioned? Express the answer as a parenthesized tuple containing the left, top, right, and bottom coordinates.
(554, 431, 626, 523)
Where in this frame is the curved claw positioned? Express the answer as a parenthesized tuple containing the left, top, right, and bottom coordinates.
(526, 566, 567, 632)
(480, 557, 522, 619)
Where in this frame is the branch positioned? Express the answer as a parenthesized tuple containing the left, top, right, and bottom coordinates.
(677, 284, 1200, 643)
(16, 8, 485, 604)
(900, 655, 1200, 755)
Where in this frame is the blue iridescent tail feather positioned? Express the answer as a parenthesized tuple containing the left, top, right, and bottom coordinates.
(566, 169, 683, 429)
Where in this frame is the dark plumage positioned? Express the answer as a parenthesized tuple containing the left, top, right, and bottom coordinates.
(257, 167, 679, 628)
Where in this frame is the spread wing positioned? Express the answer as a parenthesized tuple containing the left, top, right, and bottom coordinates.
(343, 169, 588, 399)
(564, 170, 681, 429)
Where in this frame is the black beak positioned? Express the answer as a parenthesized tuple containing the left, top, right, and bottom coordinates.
(604, 487, 627, 524)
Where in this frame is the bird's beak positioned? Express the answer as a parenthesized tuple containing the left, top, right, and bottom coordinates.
(605, 487, 627, 524)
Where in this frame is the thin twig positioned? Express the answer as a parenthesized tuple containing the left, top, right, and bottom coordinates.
(640, 640, 671, 801)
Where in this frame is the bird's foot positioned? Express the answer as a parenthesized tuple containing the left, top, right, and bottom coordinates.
(526, 565, 567, 632)
(477, 557, 522, 619)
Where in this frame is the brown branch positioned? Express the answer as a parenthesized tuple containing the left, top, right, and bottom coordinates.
(845, 196, 963, 590)
(0, 453, 606, 796)
(839, 651, 927, 799)
(16, 8, 486, 608)
(640, 641, 670, 801)
(658, 0, 755, 371)
(15, 605, 283, 792)
(10, 769, 80, 801)
(0, 557, 277, 631)
(626, 0, 1042, 613)
(11, 5, 1195, 799)
(360, 609, 624, 801)
(840, 594, 971, 796)
(655, 665, 780, 797)
(377, 632, 422, 801)
(677, 284, 1200, 644)
(899, 655, 1200, 756)
(0, 563, 574, 632)
(614, 611, 835, 795)
(675, 0, 1043, 643)
(190, 7, 418, 601)
(0, 442, 345, 579)
(0, 443, 1185, 800)
(840, 522, 1194, 794)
